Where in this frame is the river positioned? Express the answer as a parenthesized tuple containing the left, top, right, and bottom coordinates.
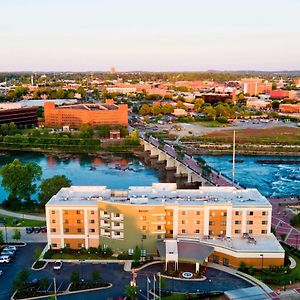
(0, 151, 161, 203)
(196, 155, 300, 197)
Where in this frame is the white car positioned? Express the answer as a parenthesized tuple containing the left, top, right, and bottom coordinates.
(53, 260, 63, 270)
(0, 270, 3, 276)
(6, 246, 17, 252)
(0, 256, 11, 263)
(3, 247, 16, 253)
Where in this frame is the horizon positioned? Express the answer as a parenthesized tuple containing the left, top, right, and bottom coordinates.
(1, 0, 300, 72)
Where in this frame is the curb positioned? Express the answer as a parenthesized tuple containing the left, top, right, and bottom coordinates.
(31, 260, 48, 271)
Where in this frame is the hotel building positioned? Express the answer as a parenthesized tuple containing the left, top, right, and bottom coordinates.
(44, 99, 128, 128)
(46, 183, 284, 269)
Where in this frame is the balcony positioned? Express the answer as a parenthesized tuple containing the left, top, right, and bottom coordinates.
(111, 213, 124, 222)
(100, 229, 111, 237)
(100, 211, 110, 220)
(111, 222, 124, 230)
(100, 220, 110, 228)
(111, 231, 124, 240)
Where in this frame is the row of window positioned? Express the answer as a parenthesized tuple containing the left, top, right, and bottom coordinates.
(51, 210, 96, 215)
(51, 219, 96, 224)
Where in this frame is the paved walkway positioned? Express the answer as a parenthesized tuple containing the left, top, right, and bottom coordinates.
(0, 208, 46, 221)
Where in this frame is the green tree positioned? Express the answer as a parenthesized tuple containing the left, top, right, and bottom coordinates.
(203, 106, 217, 120)
(79, 124, 94, 138)
(0, 159, 42, 202)
(34, 245, 43, 261)
(139, 104, 151, 116)
(13, 269, 29, 290)
(0, 230, 3, 244)
(13, 229, 21, 241)
(271, 100, 280, 110)
(70, 271, 80, 284)
(40, 278, 50, 291)
(124, 285, 138, 300)
(39, 175, 72, 206)
(132, 246, 141, 264)
(92, 270, 101, 282)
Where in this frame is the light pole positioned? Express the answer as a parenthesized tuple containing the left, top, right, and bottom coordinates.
(260, 254, 264, 270)
(208, 279, 212, 293)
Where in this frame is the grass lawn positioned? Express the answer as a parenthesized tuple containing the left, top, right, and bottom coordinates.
(200, 126, 300, 145)
(195, 121, 229, 128)
(0, 214, 46, 227)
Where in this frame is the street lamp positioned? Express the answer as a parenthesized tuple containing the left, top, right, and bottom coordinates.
(260, 254, 264, 270)
(208, 279, 212, 293)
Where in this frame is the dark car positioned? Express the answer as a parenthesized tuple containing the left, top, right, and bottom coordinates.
(40, 227, 47, 233)
(33, 227, 41, 233)
(26, 278, 40, 289)
(26, 227, 34, 234)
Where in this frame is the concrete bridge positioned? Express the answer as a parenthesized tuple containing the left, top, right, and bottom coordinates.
(140, 133, 242, 188)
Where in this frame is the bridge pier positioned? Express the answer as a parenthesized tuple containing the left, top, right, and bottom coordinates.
(157, 151, 167, 163)
(175, 162, 188, 178)
(166, 156, 176, 170)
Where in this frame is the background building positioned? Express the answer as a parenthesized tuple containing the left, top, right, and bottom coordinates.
(44, 99, 128, 128)
(46, 183, 284, 269)
(241, 78, 272, 96)
(0, 107, 37, 126)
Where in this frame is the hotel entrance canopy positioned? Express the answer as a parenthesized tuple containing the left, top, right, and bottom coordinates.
(157, 239, 214, 265)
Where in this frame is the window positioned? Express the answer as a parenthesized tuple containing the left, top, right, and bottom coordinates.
(115, 231, 120, 236)
(142, 234, 147, 240)
(209, 230, 214, 235)
(262, 211, 268, 216)
(140, 216, 147, 221)
(223, 258, 229, 267)
(235, 220, 241, 225)
(78, 243, 84, 248)
(195, 229, 200, 234)
(115, 213, 120, 218)
(221, 212, 227, 217)
(89, 229, 95, 233)
(157, 235, 163, 240)
(235, 229, 241, 234)
(210, 212, 215, 216)
(76, 210, 82, 215)
(209, 221, 215, 226)
(196, 211, 201, 215)
(195, 220, 200, 225)
(157, 225, 162, 230)
(248, 211, 254, 216)
(213, 255, 219, 264)
(141, 225, 146, 230)
(261, 230, 267, 234)
(247, 220, 253, 225)
(50, 228, 56, 233)
(65, 243, 70, 248)
(221, 221, 226, 226)
(77, 220, 81, 224)
(181, 220, 186, 225)
(248, 229, 253, 234)
(91, 211, 95, 215)
(77, 228, 83, 233)
(51, 243, 57, 248)
(220, 230, 226, 235)
(262, 220, 268, 225)
(51, 219, 56, 224)
(51, 210, 55, 214)
(90, 220, 95, 224)
(128, 248, 134, 255)
(235, 211, 241, 216)
(64, 220, 69, 224)
(181, 229, 186, 234)
(64, 228, 69, 233)
(181, 211, 186, 215)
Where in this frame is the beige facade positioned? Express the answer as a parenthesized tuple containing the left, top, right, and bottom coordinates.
(46, 184, 284, 268)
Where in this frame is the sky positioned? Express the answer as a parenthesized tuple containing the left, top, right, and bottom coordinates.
(0, 0, 300, 72)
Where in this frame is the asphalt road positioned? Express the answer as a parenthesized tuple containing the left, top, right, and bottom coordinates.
(0, 208, 45, 221)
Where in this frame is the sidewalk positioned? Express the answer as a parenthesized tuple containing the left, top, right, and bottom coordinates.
(0, 208, 46, 221)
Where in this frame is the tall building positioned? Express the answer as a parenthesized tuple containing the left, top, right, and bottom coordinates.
(44, 99, 128, 128)
(46, 183, 284, 269)
(241, 78, 272, 96)
(110, 66, 116, 74)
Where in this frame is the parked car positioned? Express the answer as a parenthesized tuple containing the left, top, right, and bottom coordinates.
(53, 260, 63, 270)
(3, 247, 16, 254)
(26, 227, 34, 234)
(25, 278, 40, 288)
(1, 251, 14, 258)
(0, 270, 3, 276)
(40, 227, 47, 233)
(6, 245, 17, 252)
(33, 227, 41, 233)
(0, 255, 11, 263)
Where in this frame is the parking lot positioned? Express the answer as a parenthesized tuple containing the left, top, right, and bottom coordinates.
(0, 243, 46, 299)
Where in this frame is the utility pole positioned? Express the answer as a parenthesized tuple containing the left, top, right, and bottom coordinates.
(53, 276, 57, 300)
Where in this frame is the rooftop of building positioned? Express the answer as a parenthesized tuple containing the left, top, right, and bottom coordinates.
(59, 103, 119, 111)
(46, 183, 271, 208)
(177, 234, 284, 253)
